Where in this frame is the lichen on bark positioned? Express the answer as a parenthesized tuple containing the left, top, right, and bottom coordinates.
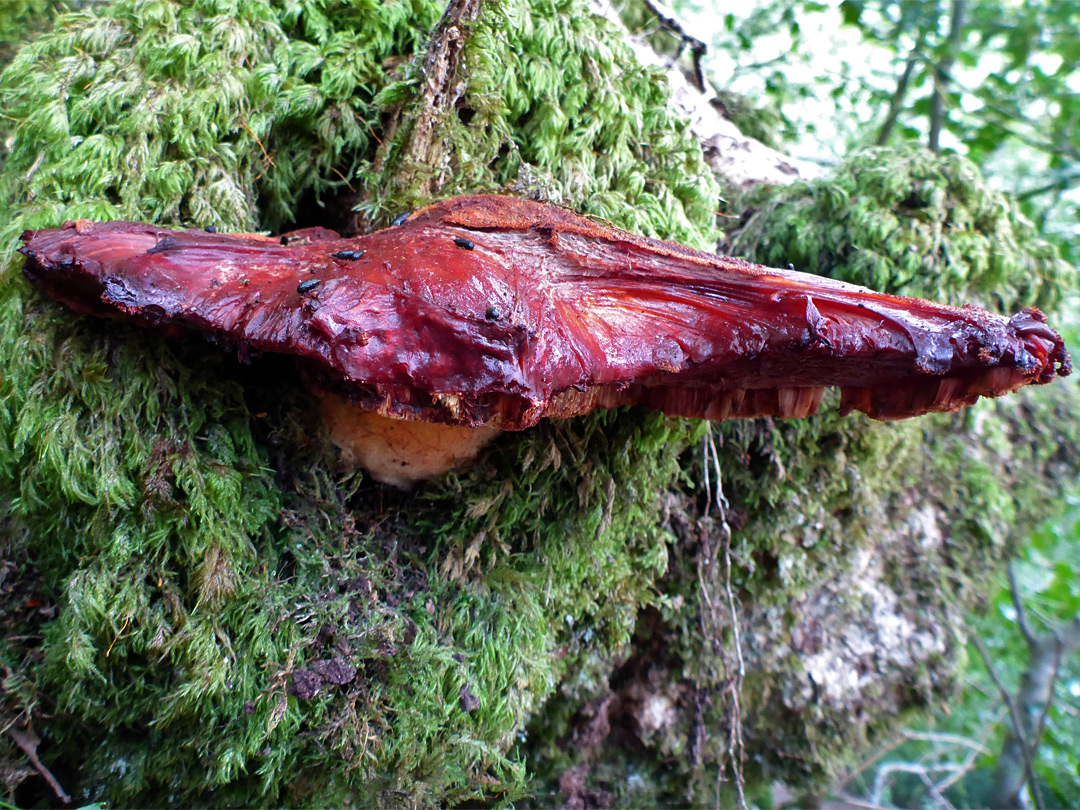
(0, 2, 1075, 808)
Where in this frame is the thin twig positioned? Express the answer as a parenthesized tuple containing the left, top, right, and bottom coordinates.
(834, 792, 902, 810)
(901, 729, 992, 755)
(8, 726, 71, 804)
(873, 761, 959, 808)
(1016, 173, 1080, 202)
(928, 0, 967, 152)
(935, 741, 986, 794)
(876, 30, 927, 145)
(831, 729, 908, 792)
(1007, 562, 1037, 645)
(972, 635, 1045, 810)
(640, 0, 708, 92)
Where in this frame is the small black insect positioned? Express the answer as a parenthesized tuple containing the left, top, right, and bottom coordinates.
(205, 225, 218, 234)
(146, 236, 180, 254)
(297, 279, 321, 294)
(787, 263, 795, 271)
(391, 212, 411, 227)
(332, 249, 366, 261)
(453, 237, 475, 251)
(485, 306, 500, 320)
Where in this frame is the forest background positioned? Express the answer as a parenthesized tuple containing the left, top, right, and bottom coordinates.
(0, 0, 1078, 807)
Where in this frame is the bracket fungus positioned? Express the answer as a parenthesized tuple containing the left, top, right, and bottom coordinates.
(20, 194, 1071, 486)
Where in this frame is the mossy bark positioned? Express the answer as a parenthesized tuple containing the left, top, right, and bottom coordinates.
(0, 1, 1075, 807)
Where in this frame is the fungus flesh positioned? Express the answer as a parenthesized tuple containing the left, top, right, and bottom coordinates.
(20, 195, 1071, 485)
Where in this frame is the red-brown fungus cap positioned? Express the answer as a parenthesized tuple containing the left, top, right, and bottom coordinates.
(19, 194, 1071, 430)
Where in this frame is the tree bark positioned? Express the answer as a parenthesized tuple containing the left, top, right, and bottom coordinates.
(373, 0, 484, 203)
(590, 0, 824, 190)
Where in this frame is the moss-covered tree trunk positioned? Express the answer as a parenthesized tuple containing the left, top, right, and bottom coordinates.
(0, 1, 1075, 806)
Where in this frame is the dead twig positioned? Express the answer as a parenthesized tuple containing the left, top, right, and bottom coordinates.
(972, 634, 1044, 810)
(7, 724, 71, 804)
(871, 761, 957, 809)
(640, 0, 708, 92)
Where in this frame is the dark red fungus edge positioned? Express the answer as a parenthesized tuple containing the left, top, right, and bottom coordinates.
(18, 195, 1071, 430)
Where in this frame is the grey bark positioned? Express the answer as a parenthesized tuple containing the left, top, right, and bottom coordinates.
(589, 0, 825, 190)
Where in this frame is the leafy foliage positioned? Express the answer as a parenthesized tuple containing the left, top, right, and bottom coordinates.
(671, 0, 1080, 262)
(840, 0, 1080, 263)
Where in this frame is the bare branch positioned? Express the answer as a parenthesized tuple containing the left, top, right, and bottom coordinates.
(1015, 173, 1080, 202)
(928, 0, 967, 152)
(873, 761, 960, 809)
(902, 729, 992, 756)
(831, 730, 908, 792)
(973, 634, 1044, 810)
(990, 569, 1080, 810)
(8, 725, 71, 804)
(835, 793, 906, 810)
(640, 0, 708, 92)
(876, 30, 927, 145)
(1007, 562, 1038, 646)
(589, 0, 825, 190)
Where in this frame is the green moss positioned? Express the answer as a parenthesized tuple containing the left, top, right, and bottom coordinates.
(0, 0, 722, 805)
(725, 147, 1072, 312)
(0, 1, 1074, 805)
(521, 151, 1079, 804)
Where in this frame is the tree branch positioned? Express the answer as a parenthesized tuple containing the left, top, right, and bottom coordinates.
(972, 634, 1043, 810)
(996, 608, 1080, 807)
(1007, 563, 1037, 645)
(589, 0, 825, 190)
(372, 0, 485, 205)
(874, 4, 923, 146)
(875, 37, 924, 146)
(1016, 173, 1080, 202)
(8, 724, 71, 804)
(640, 0, 708, 92)
(928, 0, 966, 152)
